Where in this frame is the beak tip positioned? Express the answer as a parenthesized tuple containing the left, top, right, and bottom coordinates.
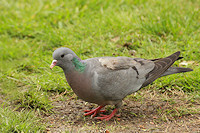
(50, 60, 57, 69)
(50, 64, 55, 69)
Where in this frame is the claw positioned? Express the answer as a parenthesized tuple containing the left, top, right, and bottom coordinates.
(95, 108, 117, 121)
(84, 106, 104, 117)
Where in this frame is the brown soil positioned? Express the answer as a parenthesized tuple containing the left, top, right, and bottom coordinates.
(43, 89, 200, 133)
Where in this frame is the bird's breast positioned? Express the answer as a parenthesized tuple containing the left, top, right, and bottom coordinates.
(65, 71, 97, 103)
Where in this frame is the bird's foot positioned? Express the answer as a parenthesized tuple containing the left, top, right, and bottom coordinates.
(95, 108, 117, 121)
(84, 106, 105, 118)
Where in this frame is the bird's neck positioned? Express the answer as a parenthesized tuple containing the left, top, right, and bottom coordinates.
(71, 57, 86, 72)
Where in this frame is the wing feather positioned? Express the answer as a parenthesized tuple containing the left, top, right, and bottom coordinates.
(98, 57, 155, 78)
(142, 51, 180, 87)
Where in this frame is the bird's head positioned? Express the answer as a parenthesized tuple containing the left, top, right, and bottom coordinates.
(50, 47, 79, 69)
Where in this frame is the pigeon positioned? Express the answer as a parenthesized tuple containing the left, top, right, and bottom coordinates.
(50, 47, 193, 121)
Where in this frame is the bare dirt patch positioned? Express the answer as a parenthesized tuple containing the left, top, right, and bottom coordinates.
(43, 89, 200, 132)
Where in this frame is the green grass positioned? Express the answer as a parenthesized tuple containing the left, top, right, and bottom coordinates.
(0, 0, 200, 132)
(0, 105, 45, 132)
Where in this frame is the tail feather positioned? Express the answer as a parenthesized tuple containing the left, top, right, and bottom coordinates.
(161, 67, 193, 77)
(141, 51, 193, 88)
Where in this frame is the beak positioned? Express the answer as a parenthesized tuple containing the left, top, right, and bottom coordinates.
(50, 60, 58, 69)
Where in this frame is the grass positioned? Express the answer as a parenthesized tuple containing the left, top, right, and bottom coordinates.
(0, 0, 200, 132)
(0, 105, 45, 132)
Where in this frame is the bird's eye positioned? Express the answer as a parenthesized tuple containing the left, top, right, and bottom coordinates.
(61, 54, 65, 58)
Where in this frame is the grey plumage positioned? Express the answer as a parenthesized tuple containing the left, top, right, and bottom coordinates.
(50, 47, 193, 120)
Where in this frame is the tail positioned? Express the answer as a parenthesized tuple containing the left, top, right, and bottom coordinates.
(152, 56, 193, 77)
(141, 51, 193, 88)
(160, 67, 193, 77)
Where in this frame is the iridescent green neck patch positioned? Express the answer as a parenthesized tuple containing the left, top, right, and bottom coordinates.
(72, 57, 86, 72)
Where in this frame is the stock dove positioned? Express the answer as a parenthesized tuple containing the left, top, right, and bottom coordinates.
(50, 47, 193, 121)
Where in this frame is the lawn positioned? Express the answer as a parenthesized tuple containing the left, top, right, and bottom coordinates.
(0, 0, 200, 132)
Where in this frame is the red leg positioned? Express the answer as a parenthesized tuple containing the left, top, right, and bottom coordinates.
(84, 106, 104, 117)
(95, 108, 117, 121)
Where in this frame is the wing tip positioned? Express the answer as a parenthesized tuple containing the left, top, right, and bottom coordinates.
(166, 51, 181, 60)
(175, 51, 181, 56)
